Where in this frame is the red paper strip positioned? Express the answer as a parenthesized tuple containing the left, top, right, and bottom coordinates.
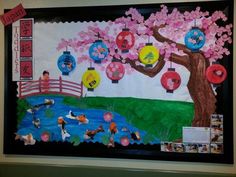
(20, 19, 33, 37)
(0, 4, 26, 26)
(20, 40, 32, 57)
(20, 60, 32, 79)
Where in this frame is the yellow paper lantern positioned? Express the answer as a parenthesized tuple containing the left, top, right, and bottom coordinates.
(139, 43, 159, 67)
(82, 67, 101, 91)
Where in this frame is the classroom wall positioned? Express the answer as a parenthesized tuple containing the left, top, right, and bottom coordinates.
(0, 0, 235, 175)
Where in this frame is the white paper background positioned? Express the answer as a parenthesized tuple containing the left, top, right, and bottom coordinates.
(33, 22, 192, 102)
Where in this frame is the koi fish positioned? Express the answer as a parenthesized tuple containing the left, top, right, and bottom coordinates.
(58, 116, 67, 129)
(15, 133, 36, 145)
(66, 111, 89, 125)
(57, 116, 70, 141)
(84, 125, 104, 140)
(27, 99, 54, 113)
(77, 114, 89, 124)
(107, 136, 115, 148)
(61, 129, 70, 141)
(121, 127, 141, 141)
(109, 122, 118, 135)
(32, 117, 40, 129)
(130, 131, 141, 141)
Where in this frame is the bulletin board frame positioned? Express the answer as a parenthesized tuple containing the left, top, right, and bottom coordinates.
(3, 0, 234, 164)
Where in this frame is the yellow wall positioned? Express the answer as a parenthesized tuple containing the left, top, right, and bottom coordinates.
(0, 0, 235, 174)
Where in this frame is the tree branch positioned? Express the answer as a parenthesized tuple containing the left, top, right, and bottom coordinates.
(124, 25, 193, 77)
(170, 53, 191, 71)
(152, 25, 192, 56)
(125, 55, 166, 78)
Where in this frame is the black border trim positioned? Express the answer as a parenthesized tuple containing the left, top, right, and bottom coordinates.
(4, 0, 234, 164)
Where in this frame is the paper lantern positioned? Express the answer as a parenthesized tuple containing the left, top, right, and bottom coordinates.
(206, 64, 227, 84)
(82, 67, 101, 91)
(116, 28, 135, 53)
(161, 68, 181, 93)
(139, 43, 159, 67)
(106, 62, 125, 83)
(57, 51, 76, 75)
(89, 40, 109, 63)
(184, 27, 205, 52)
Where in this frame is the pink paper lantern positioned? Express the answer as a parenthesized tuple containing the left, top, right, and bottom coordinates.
(106, 62, 125, 83)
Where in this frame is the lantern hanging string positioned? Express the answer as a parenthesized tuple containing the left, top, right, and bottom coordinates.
(66, 40, 70, 51)
(194, 19, 197, 27)
(170, 60, 173, 69)
(96, 32, 101, 40)
(148, 35, 150, 43)
(90, 61, 93, 68)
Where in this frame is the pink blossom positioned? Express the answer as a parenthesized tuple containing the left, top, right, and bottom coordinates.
(202, 18, 212, 30)
(56, 6, 232, 65)
(225, 49, 230, 56)
(79, 48, 84, 53)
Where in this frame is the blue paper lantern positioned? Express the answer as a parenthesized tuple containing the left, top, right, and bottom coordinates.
(89, 40, 109, 63)
(184, 27, 205, 52)
(57, 51, 76, 75)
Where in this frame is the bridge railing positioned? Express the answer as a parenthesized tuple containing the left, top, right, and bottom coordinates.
(18, 76, 83, 98)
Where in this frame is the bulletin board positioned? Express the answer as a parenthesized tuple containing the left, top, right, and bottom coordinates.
(4, 0, 234, 163)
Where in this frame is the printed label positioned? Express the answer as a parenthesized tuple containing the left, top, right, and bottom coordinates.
(183, 127, 210, 144)
(0, 4, 26, 26)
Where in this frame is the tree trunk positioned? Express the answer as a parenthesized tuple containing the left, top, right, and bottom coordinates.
(187, 53, 216, 127)
(152, 25, 217, 127)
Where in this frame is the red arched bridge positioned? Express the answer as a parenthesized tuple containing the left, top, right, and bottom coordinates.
(18, 77, 83, 98)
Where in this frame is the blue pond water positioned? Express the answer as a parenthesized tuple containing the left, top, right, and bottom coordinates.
(17, 96, 160, 145)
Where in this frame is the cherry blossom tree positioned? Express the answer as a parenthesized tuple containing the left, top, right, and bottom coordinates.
(57, 5, 232, 127)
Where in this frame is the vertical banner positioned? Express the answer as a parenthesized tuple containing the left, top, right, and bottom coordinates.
(12, 18, 34, 81)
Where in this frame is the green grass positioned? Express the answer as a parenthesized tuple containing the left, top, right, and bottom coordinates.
(63, 96, 194, 141)
(17, 98, 31, 126)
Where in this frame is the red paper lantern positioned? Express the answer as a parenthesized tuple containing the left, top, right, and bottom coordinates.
(161, 68, 181, 93)
(106, 62, 125, 83)
(206, 64, 227, 84)
(116, 28, 135, 53)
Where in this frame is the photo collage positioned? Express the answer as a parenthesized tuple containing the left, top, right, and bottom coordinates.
(161, 114, 223, 154)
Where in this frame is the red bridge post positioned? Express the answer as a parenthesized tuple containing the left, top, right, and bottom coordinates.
(59, 76, 62, 94)
(19, 81, 22, 98)
(19, 77, 82, 98)
(81, 81, 83, 97)
(39, 77, 42, 93)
